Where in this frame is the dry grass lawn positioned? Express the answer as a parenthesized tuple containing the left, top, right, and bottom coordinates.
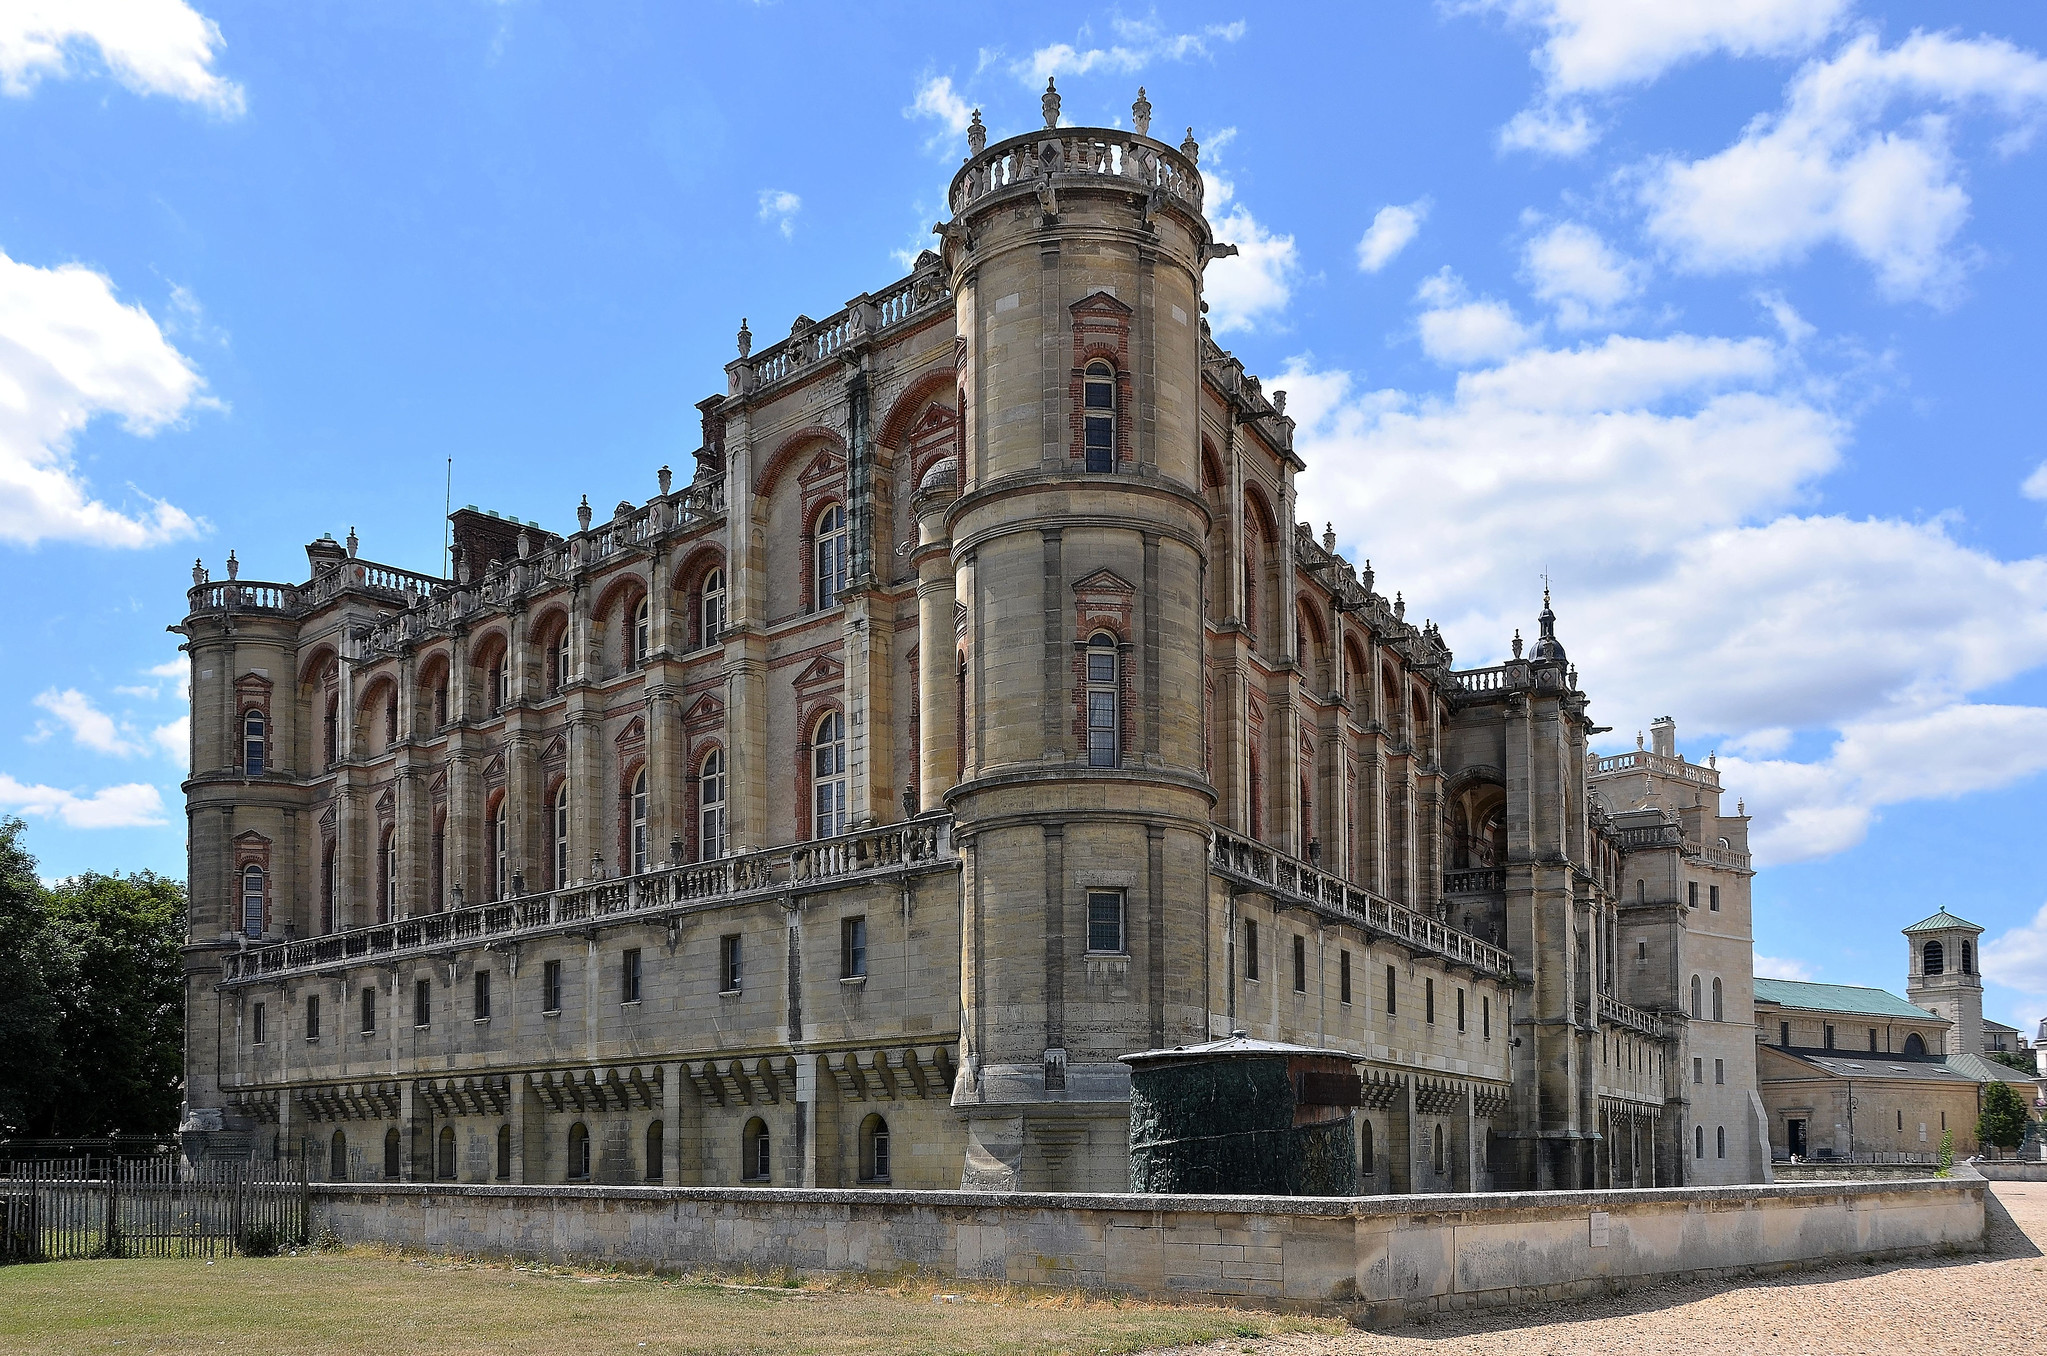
(0, 1247, 1341, 1355)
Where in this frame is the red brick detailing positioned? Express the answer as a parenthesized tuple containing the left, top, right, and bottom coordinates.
(1070, 568, 1137, 766)
(1067, 292, 1135, 469)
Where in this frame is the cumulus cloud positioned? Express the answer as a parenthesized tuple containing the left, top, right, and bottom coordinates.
(0, 773, 166, 829)
(0, 0, 245, 114)
(152, 715, 188, 767)
(1479, 0, 1849, 154)
(907, 73, 976, 154)
(1356, 200, 1430, 274)
(757, 189, 801, 239)
(32, 688, 143, 757)
(1283, 313, 2047, 867)
(1201, 133, 1298, 335)
(1983, 902, 2047, 1025)
(1414, 270, 1537, 365)
(0, 249, 210, 548)
(1640, 30, 2047, 303)
(1522, 221, 1646, 327)
(1755, 954, 1817, 981)
(2023, 461, 2047, 502)
(1018, 16, 1245, 85)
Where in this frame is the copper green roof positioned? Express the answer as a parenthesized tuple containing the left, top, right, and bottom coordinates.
(1944, 1052, 2037, 1086)
(1753, 977, 1942, 1021)
(1903, 909, 1980, 934)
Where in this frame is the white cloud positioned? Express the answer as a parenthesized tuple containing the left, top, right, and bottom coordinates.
(1522, 221, 1645, 327)
(1755, 954, 1816, 981)
(0, 0, 245, 114)
(0, 773, 166, 828)
(907, 73, 975, 153)
(2023, 461, 2047, 502)
(1200, 134, 1297, 336)
(1640, 31, 2047, 303)
(1498, 103, 1598, 157)
(1756, 289, 1816, 345)
(1356, 200, 1430, 274)
(1983, 902, 2047, 1018)
(757, 189, 801, 239)
(0, 248, 211, 547)
(1414, 269, 1537, 365)
(1018, 17, 1245, 85)
(32, 687, 143, 757)
(152, 715, 188, 766)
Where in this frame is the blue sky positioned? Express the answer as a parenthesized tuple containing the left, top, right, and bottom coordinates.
(4, 2, 2046, 1028)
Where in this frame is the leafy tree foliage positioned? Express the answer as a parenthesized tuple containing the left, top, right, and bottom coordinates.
(1977, 1079, 2031, 1152)
(0, 817, 186, 1138)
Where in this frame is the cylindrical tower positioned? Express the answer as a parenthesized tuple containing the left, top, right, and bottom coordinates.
(936, 87, 1220, 1190)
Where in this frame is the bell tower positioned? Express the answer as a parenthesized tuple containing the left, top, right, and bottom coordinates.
(1904, 909, 1984, 1057)
(932, 83, 1223, 1189)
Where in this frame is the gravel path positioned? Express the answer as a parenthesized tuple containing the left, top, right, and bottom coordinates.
(1166, 1181, 2047, 1356)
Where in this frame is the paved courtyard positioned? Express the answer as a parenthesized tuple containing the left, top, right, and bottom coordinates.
(1178, 1180, 2047, 1356)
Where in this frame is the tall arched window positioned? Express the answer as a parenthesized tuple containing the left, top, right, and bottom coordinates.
(566, 1122, 590, 1181)
(629, 768, 649, 875)
(1432, 1123, 1446, 1176)
(742, 1117, 770, 1182)
(1711, 977, 1724, 1022)
(241, 865, 264, 939)
(812, 711, 847, 839)
(552, 783, 571, 888)
(1695, 1125, 1705, 1159)
(243, 710, 265, 775)
(814, 504, 849, 610)
(701, 568, 726, 647)
(1083, 361, 1115, 472)
(631, 596, 651, 667)
(437, 1126, 456, 1180)
(1085, 633, 1120, 768)
(330, 1129, 347, 1181)
(489, 654, 508, 714)
(553, 624, 571, 693)
(698, 748, 727, 860)
(1924, 940, 1944, 975)
(645, 1121, 664, 1182)
(859, 1113, 891, 1183)
(491, 799, 509, 898)
(1360, 1118, 1375, 1183)
(383, 1127, 400, 1179)
(1962, 940, 1974, 975)
(1690, 974, 1703, 1019)
(378, 827, 396, 923)
(495, 1124, 511, 1180)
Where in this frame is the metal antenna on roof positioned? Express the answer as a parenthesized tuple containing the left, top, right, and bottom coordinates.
(444, 457, 453, 579)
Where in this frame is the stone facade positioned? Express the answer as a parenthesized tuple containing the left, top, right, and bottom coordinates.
(175, 90, 1762, 1193)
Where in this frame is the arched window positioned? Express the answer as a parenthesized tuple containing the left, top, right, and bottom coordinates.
(491, 799, 509, 898)
(1904, 1032, 1927, 1056)
(701, 568, 726, 647)
(243, 709, 265, 776)
(378, 826, 396, 924)
(496, 1124, 512, 1180)
(566, 1122, 590, 1181)
(552, 783, 571, 888)
(1711, 977, 1724, 1022)
(1962, 940, 1974, 975)
(698, 748, 727, 861)
(812, 711, 847, 839)
(1360, 1118, 1375, 1183)
(631, 596, 651, 668)
(330, 1129, 347, 1182)
(1083, 360, 1116, 472)
(629, 768, 649, 875)
(437, 1126, 456, 1180)
(489, 654, 508, 714)
(1717, 1125, 1726, 1159)
(1694, 1125, 1705, 1160)
(553, 624, 571, 693)
(1433, 1123, 1446, 1176)
(1085, 633, 1120, 768)
(383, 1127, 401, 1180)
(241, 865, 264, 939)
(1924, 940, 1944, 975)
(742, 1117, 771, 1182)
(1690, 974, 1703, 1019)
(645, 1121, 664, 1182)
(814, 503, 849, 610)
(859, 1113, 891, 1183)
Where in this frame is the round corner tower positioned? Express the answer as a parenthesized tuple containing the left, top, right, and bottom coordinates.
(934, 87, 1220, 1190)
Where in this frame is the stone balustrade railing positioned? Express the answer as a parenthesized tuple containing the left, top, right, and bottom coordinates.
(1443, 868, 1506, 894)
(1453, 666, 1507, 693)
(1614, 823, 1685, 852)
(1591, 748, 1721, 789)
(1694, 843, 1753, 872)
(736, 271, 949, 397)
(948, 128, 1204, 218)
(220, 816, 955, 985)
(1599, 992, 1674, 1041)
(1209, 828, 1514, 981)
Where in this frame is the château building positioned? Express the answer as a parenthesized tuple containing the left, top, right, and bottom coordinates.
(176, 87, 1766, 1193)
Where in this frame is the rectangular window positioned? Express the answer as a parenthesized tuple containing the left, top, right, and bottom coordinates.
(361, 985, 377, 1034)
(1709, 884, 1721, 911)
(1898, 1110, 1904, 1131)
(1085, 690, 1118, 768)
(1456, 988, 1466, 1033)
(1425, 977, 1435, 1025)
(474, 970, 491, 1021)
(1824, 1023, 1836, 1050)
(414, 978, 431, 1028)
(842, 916, 869, 976)
(543, 959, 563, 1014)
(1292, 935, 1307, 993)
(721, 934, 742, 993)
(1715, 1058, 1725, 1085)
(1688, 882, 1698, 908)
(1086, 892, 1124, 955)
(1780, 1020, 1790, 1047)
(1339, 950, 1352, 1006)
(1868, 1027, 1878, 1051)
(1482, 995, 1491, 1041)
(252, 1002, 265, 1046)
(1636, 940, 1646, 960)
(1386, 964, 1397, 1016)
(622, 948, 642, 1003)
(1244, 920, 1259, 981)
(306, 995, 320, 1041)
(1693, 1057, 1703, 1084)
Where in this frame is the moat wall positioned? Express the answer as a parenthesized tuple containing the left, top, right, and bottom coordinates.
(313, 1171, 1985, 1325)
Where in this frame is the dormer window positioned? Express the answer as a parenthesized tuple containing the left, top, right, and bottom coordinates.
(1083, 361, 1115, 472)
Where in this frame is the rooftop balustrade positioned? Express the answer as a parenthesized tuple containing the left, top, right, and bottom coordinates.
(735, 269, 950, 397)
(1443, 868, 1506, 894)
(220, 816, 954, 986)
(1599, 991, 1676, 1041)
(1591, 748, 1721, 790)
(1209, 828, 1515, 981)
(948, 127, 1204, 218)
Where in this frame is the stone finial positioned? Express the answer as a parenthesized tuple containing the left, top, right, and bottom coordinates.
(1512, 629, 1523, 659)
(736, 317, 752, 358)
(1273, 390, 1287, 415)
(1322, 522, 1336, 552)
(1568, 664, 1578, 688)
(1132, 86, 1152, 137)
(225, 549, 239, 581)
(1362, 559, 1374, 592)
(454, 546, 470, 585)
(192, 558, 206, 586)
(669, 835, 685, 867)
(1637, 731, 1645, 750)
(516, 526, 531, 560)
(967, 108, 987, 155)
(450, 882, 464, 908)
(658, 464, 673, 496)
(345, 527, 358, 558)
(1738, 798, 1746, 815)
(1180, 126, 1199, 163)
(614, 499, 633, 521)
(577, 495, 593, 532)
(591, 852, 605, 881)
(1042, 77, 1061, 128)
(1709, 751, 1718, 768)
(902, 783, 917, 819)
(1393, 591, 1405, 620)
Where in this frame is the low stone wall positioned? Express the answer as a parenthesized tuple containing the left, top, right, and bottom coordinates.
(1773, 1163, 1939, 1182)
(313, 1173, 1985, 1326)
(1973, 1162, 2047, 1182)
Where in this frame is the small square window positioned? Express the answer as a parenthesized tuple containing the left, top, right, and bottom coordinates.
(1087, 892, 1124, 955)
(842, 917, 868, 978)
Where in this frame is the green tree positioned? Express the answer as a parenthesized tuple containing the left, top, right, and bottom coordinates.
(1977, 1079, 2031, 1153)
(0, 817, 62, 1137)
